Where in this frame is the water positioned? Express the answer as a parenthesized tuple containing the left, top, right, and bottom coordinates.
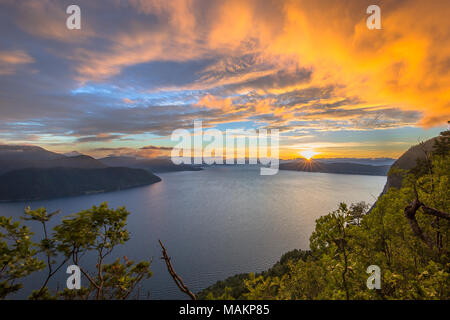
(0, 166, 386, 299)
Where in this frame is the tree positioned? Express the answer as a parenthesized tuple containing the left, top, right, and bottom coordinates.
(433, 129, 450, 157)
(22, 207, 66, 298)
(0, 216, 45, 299)
(1, 202, 153, 300)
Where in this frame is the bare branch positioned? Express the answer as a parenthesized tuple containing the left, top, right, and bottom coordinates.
(404, 198, 435, 250)
(422, 205, 450, 220)
(403, 185, 449, 249)
(158, 240, 197, 300)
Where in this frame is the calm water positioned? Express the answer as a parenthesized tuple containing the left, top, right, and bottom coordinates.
(0, 166, 386, 299)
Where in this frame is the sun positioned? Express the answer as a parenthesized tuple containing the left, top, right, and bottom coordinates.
(299, 149, 319, 160)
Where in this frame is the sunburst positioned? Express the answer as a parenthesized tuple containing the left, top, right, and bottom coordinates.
(299, 149, 319, 160)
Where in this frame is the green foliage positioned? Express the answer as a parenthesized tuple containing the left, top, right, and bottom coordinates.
(100, 257, 153, 299)
(0, 216, 45, 299)
(433, 130, 450, 157)
(198, 249, 310, 300)
(53, 203, 130, 257)
(23, 207, 61, 272)
(57, 256, 153, 300)
(1, 202, 152, 300)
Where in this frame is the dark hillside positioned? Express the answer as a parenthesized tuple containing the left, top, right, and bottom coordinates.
(0, 167, 161, 201)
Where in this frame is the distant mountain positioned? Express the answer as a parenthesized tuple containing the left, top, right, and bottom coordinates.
(0, 145, 105, 174)
(0, 145, 163, 201)
(0, 145, 203, 175)
(0, 167, 161, 202)
(0, 145, 63, 161)
(63, 151, 85, 157)
(279, 159, 390, 176)
(45, 155, 107, 169)
(0, 145, 63, 174)
(99, 156, 202, 173)
(314, 158, 396, 166)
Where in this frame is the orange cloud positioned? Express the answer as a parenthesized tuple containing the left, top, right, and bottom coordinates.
(196, 94, 235, 112)
(0, 50, 34, 75)
(261, 0, 450, 127)
(199, 0, 450, 127)
(8, 0, 448, 127)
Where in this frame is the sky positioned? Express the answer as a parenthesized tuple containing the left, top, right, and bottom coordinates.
(0, 0, 448, 159)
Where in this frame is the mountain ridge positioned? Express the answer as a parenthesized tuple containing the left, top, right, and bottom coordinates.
(279, 159, 390, 176)
(0, 167, 161, 202)
(99, 155, 203, 173)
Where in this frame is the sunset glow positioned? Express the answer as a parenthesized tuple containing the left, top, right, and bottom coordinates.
(0, 0, 447, 159)
(299, 150, 319, 160)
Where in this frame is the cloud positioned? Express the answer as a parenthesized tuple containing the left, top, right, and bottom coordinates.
(88, 144, 172, 158)
(140, 145, 172, 150)
(0, 50, 34, 75)
(0, 0, 448, 159)
(5, 1, 447, 119)
(3, 0, 96, 42)
(262, 0, 450, 127)
(75, 133, 125, 143)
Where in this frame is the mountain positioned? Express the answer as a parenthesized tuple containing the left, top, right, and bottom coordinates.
(0, 145, 63, 161)
(0, 167, 161, 202)
(0, 145, 105, 174)
(63, 151, 85, 157)
(0, 145, 162, 201)
(45, 155, 107, 169)
(279, 159, 390, 176)
(379, 137, 438, 195)
(365, 136, 441, 213)
(0, 145, 203, 174)
(99, 156, 202, 173)
(0, 145, 64, 174)
(315, 158, 395, 166)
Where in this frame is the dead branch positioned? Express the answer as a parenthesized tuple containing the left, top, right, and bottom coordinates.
(404, 197, 435, 250)
(421, 205, 450, 220)
(403, 185, 450, 250)
(158, 240, 197, 300)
